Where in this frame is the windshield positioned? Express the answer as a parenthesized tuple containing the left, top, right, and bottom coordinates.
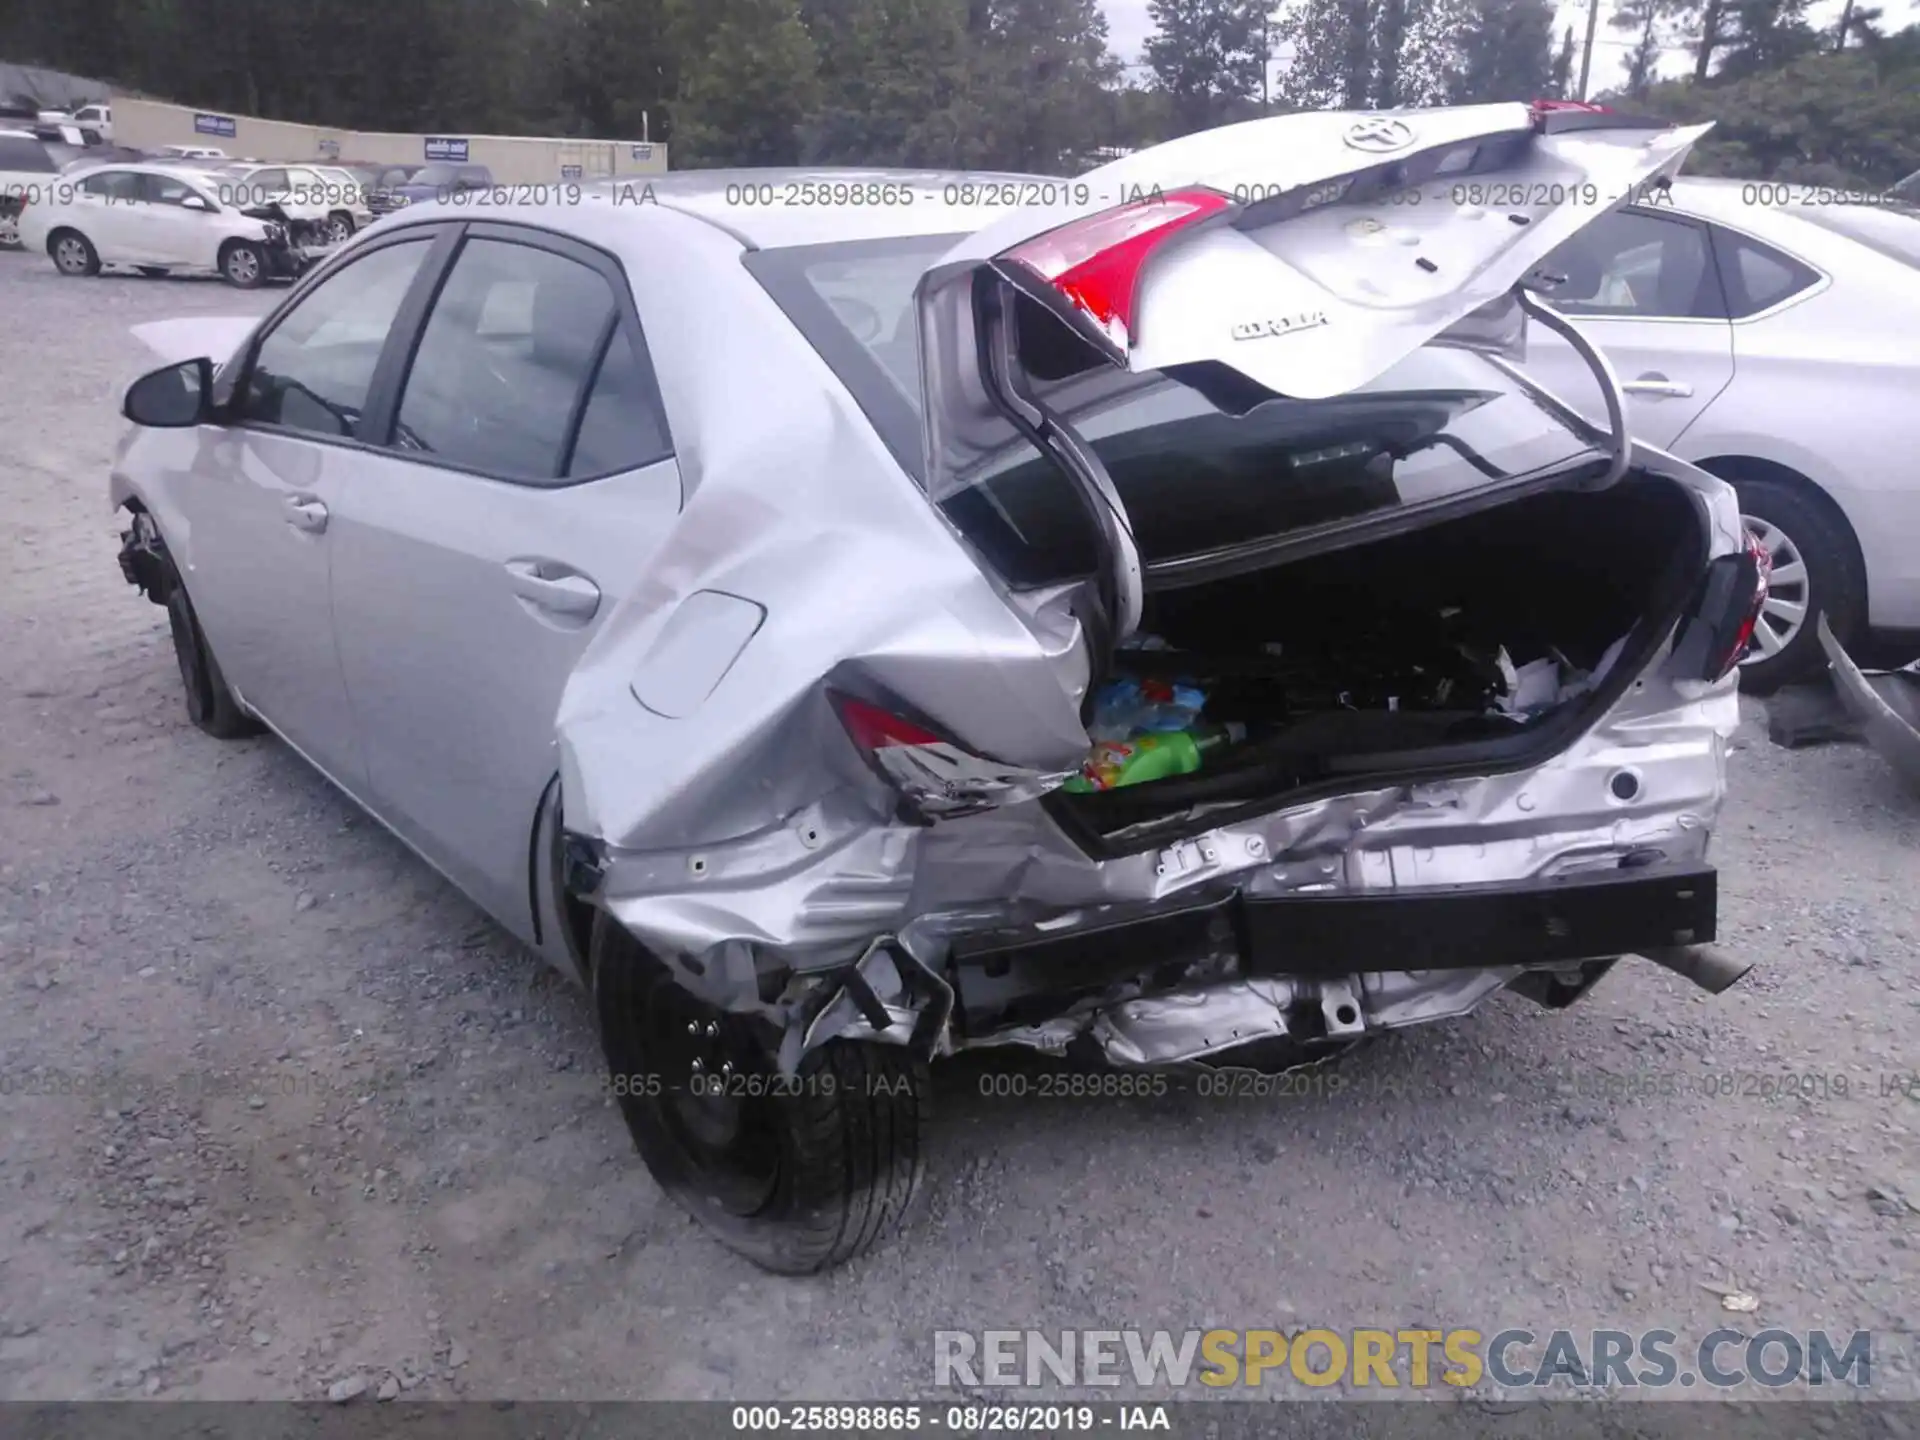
(1797, 202, 1920, 269)
(749, 235, 1602, 588)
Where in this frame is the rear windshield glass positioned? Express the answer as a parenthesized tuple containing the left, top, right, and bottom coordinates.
(749, 236, 1603, 588)
(1796, 203, 1920, 269)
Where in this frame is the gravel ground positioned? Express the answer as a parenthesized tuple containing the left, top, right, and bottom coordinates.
(1, 250, 1917, 1408)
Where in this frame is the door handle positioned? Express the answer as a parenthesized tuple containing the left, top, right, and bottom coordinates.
(284, 496, 329, 533)
(504, 559, 601, 620)
(1622, 374, 1694, 399)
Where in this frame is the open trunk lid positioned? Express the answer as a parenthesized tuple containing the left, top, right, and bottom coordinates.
(912, 102, 1709, 655)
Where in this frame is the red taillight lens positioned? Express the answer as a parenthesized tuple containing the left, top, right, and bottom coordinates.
(828, 689, 1071, 822)
(833, 694, 944, 752)
(1530, 99, 1613, 119)
(1723, 529, 1772, 677)
(1673, 536, 1770, 682)
(996, 187, 1236, 360)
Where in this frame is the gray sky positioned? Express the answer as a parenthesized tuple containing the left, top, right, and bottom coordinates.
(1099, 0, 1917, 96)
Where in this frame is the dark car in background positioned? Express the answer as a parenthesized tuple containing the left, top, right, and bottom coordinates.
(376, 161, 493, 212)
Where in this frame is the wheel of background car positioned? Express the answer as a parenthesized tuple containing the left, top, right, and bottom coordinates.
(0, 212, 20, 248)
(325, 211, 354, 245)
(590, 911, 929, 1274)
(49, 228, 99, 276)
(163, 574, 262, 740)
(1734, 477, 1864, 694)
(220, 240, 266, 289)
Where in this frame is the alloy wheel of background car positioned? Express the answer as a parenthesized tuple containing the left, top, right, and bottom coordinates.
(1741, 516, 1809, 663)
(1731, 476, 1865, 694)
(326, 213, 354, 245)
(590, 912, 928, 1274)
(0, 213, 19, 248)
(221, 242, 265, 289)
(50, 230, 99, 276)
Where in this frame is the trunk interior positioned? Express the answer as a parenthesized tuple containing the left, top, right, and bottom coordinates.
(1051, 471, 1709, 851)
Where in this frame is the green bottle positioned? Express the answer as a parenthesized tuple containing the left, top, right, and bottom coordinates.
(1063, 723, 1245, 792)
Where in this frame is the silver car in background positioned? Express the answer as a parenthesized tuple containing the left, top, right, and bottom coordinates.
(1526, 180, 1920, 690)
(111, 103, 1760, 1273)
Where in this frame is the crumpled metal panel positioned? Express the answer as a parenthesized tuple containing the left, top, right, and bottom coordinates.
(1820, 617, 1920, 790)
(554, 215, 1745, 1061)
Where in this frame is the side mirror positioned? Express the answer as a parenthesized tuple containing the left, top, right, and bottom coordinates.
(180, 194, 211, 212)
(124, 357, 215, 428)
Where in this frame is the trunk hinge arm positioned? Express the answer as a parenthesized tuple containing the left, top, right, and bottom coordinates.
(979, 286, 1145, 643)
(1514, 285, 1631, 491)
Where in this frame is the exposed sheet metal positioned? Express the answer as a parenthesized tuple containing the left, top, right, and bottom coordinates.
(1820, 616, 1920, 789)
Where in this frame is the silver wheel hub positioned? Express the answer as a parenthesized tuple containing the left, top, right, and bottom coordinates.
(1741, 515, 1810, 663)
(55, 237, 85, 270)
(229, 249, 258, 281)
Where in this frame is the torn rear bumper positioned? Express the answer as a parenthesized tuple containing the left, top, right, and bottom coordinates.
(1820, 616, 1920, 790)
(796, 856, 1723, 1069)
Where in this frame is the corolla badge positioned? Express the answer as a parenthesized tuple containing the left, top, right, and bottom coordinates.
(1232, 311, 1330, 341)
(1343, 116, 1417, 153)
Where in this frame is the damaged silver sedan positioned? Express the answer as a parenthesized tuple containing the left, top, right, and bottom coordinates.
(111, 102, 1761, 1274)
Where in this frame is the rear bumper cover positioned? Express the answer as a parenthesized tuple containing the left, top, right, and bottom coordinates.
(943, 859, 1715, 1035)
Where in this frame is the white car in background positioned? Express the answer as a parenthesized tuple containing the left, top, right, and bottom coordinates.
(17, 162, 304, 287)
(1527, 179, 1920, 689)
(208, 161, 372, 245)
(0, 128, 69, 247)
(159, 144, 229, 161)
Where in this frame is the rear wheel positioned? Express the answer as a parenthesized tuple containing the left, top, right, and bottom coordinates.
(1734, 477, 1864, 693)
(325, 211, 355, 245)
(592, 914, 928, 1273)
(50, 229, 99, 276)
(220, 240, 266, 289)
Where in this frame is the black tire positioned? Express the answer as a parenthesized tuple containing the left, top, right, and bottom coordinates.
(220, 240, 267, 289)
(49, 228, 99, 276)
(592, 913, 928, 1274)
(1733, 476, 1865, 695)
(164, 579, 261, 739)
(325, 210, 355, 245)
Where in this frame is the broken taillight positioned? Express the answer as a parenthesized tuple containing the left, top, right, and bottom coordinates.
(828, 689, 1073, 822)
(993, 187, 1237, 364)
(1530, 99, 1613, 122)
(1672, 534, 1770, 681)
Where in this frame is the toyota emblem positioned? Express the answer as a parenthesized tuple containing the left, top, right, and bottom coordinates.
(1343, 116, 1417, 153)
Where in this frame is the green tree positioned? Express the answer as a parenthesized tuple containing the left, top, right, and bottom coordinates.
(666, 0, 821, 165)
(1445, 0, 1555, 103)
(963, 0, 1120, 171)
(1273, 0, 1465, 108)
(1623, 35, 1920, 185)
(1549, 23, 1576, 91)
(1613, 0, 1689, 95)
(1143, 0, 1268, 135)
(798, 0, 975, 164)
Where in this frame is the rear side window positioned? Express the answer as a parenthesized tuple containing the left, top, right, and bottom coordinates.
(393, 236, 664, 482)
(81, 170, 143, 200)
(240, 239, 433, 438)
(145, 172, 210, 207)
(1708, 225, 1821, 317)
(568, 328, 671, 477)
(1542, 208, 1725, 319)
(0, 136, 54, 172)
